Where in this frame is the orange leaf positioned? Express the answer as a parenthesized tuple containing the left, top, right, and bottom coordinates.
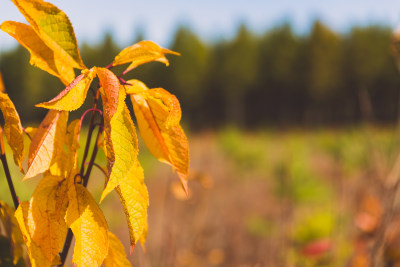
(15, 202, 52, 267)
(36, 68, 96, 111)
(28, 175, 69, 262)
(130, 87, 189, 192)
(10, 0, 85, 70)
(0, 72, 5, 93)
(97, 68, 121, 119)
(24, 110, 68, 180)
(0, 21, 75, 85)
(0, 201, 24, 264)
(0, 92, 25, 172)
(112, 40, 180, 74)
(100, 88, 136, 201)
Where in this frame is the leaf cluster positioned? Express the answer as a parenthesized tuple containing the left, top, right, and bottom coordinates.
(0, 0, 189, 266)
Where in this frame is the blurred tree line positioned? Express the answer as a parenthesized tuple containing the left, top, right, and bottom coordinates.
(1, 21, 399, 130)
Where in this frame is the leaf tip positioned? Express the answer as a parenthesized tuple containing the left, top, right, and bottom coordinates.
(130, 244, 135, 255)
(180, 176, 189, 196)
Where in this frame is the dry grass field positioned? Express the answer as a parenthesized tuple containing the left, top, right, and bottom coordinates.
(2, 127, 400, 266)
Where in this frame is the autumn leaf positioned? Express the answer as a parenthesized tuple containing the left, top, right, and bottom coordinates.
(112, 40, 180, 74)
(0, 72, 5, 93)
(129, 87, 189, 192)
(66, 184, 109, 267)
(103, 231, 132, 267)
(115, 161, 148, 250)
(25, 110, 68, 180)
(97, 67, 121, 119)
(0, 21, 75, 85)
(15, 202, 52, 267)
(36, 68, 96, 111)
(28, 175, 68, 262)
(0, 92, 25, 173)
(10, 0, 85, 70)
(97, 67, 127, 198)
(124, 79, 148, 94)
(48, 119, 81, 178)
(100, 93, 138, 201)
(0, 201, 24, 265)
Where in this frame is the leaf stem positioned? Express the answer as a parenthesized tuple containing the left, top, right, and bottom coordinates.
(79, 88, 100, 177)
(0, 127, 19, 209)
(59, 86, 102, 266)
(83, 120, 104, 187)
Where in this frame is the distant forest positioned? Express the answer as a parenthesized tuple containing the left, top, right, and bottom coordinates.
(1, 21, 400, 129)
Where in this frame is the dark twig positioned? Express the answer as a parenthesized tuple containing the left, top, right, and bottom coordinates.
(0, 127, 18, 209)
(83, 122, 103, 188)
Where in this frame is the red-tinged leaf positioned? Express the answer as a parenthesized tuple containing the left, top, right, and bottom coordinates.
(112, 40, 180, 74)
(130, 87, 189, 192)
(0, 21, 75, 85)
(103, 232, 132, 267)
(0, 92, 25, 172)
(28, 175, 68, 262)
(36, 68, 96, 111)
(24, 110, 68, 180)
(97, 68, 121, 119)
(100, 89, 137, 202)
(66, 184, 109, 267)
(10, 0, 85, 70)
(14, 202, 52, 267)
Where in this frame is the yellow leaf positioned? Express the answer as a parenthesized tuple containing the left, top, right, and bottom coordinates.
(97, 67, 121, 119)
(130, 88, 189, 192)
(10, 0, 85, 70)
(103, 231, 132, 267)
(115, 161, 148, 249)
(0, 21, 75, 85)
(124, 79, 149, 94)
(112, 40, 180, 74)
(36, 68, 96, 111)
(49, 119, 81, 178)
(28, 175, 68, 262)
(100, 92, 138, 202)
(15, 202, 52, 267)
(0, 92, 25, 173)
(66, 184, 109, 267)
(25, 110, 68, 180)
(0, 72, 5, 93)
(0, 201, 24, 264)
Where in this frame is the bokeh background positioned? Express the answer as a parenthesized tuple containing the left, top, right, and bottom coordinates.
(2, 0, 400, 266)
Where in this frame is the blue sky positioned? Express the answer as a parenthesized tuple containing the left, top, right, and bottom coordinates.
(1, 0, 400, 50)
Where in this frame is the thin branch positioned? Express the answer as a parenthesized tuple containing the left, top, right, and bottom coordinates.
(59, 86, 102, 266)
(58, 229, 73, 266)
(105, 63, 114, 69)
(0, 127, 19, 209)
(83, 121, 104, 188)
(80, 108, 102, 129)
(79, 88, 100, 177)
